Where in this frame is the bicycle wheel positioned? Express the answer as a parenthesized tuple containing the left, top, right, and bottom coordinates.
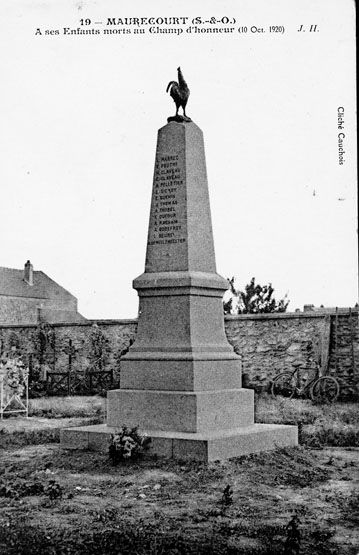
(310, 376, 340, 403)
(271, 372, 296, 399)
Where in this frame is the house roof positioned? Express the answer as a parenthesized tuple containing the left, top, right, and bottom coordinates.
(0, 266, 76, 301)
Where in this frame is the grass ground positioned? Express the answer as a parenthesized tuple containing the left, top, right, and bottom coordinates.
(0, 395, 358, 554)
(28, 396, 105, 419)
(9, 394, 358, 449)
(0, 397, 106, 449)
(255, 394, 359, 447)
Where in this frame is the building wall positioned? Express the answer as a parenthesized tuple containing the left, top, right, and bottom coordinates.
(0, 295, 79, 325)
(0, 311, 357, 396)
(0, 296, 45, 325)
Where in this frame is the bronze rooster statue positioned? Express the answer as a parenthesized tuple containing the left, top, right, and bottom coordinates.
(166, 67, 191, 121)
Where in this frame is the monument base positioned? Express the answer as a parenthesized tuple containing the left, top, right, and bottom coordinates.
(60, 423, 298, 462)
(107, 387, 255, 433)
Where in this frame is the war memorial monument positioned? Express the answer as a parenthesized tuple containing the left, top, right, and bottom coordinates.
(61, 69, 297, 461)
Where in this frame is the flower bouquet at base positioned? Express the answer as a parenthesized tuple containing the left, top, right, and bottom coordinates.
(0, 357, 29, 414)
(109, 426, 151, 464)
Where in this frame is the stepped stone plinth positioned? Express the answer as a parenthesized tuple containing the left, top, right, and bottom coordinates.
(61, 121, 297, 461)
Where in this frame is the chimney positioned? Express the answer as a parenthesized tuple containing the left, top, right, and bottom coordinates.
(24, 260, 33, 286)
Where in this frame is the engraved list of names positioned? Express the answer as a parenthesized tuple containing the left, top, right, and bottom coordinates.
(145, 151, 187, 272)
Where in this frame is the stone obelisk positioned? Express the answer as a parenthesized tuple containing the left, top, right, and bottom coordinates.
(105, 120, 297, 460)
(61, 71, 297, 461)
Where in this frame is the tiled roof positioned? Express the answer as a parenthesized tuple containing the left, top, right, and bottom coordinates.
(0, 266, 76, 300)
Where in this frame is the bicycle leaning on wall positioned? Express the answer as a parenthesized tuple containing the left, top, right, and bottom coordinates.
(271, 360, 340, 403)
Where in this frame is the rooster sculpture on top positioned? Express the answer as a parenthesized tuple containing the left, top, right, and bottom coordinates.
(166, 67, 191, 122)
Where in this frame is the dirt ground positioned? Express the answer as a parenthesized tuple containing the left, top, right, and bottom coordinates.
(0, 443, 358, 554)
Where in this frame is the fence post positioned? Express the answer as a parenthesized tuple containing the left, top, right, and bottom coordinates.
(53, 333, 56, 372)
(68, 339, 72, 372)
(28, 353, 33, 382)
(349, 308, 356, 377)
(334, 307, 339, 374)
(321, 315, 331, 376)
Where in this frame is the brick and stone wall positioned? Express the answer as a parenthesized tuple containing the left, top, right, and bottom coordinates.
(0, 310, 357, 396)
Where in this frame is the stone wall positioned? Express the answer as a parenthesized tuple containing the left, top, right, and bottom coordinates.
(0, 310, 357, 397)
(224, 313, 329, 388)
(225, 310, 359, 396)
(0, 320, 137, 389)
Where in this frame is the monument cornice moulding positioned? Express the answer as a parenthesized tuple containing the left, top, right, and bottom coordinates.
(133, 271, 228, 291)
(123, 350, 240, 361)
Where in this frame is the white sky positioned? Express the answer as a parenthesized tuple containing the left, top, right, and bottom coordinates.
(0, 0, 357, 319)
